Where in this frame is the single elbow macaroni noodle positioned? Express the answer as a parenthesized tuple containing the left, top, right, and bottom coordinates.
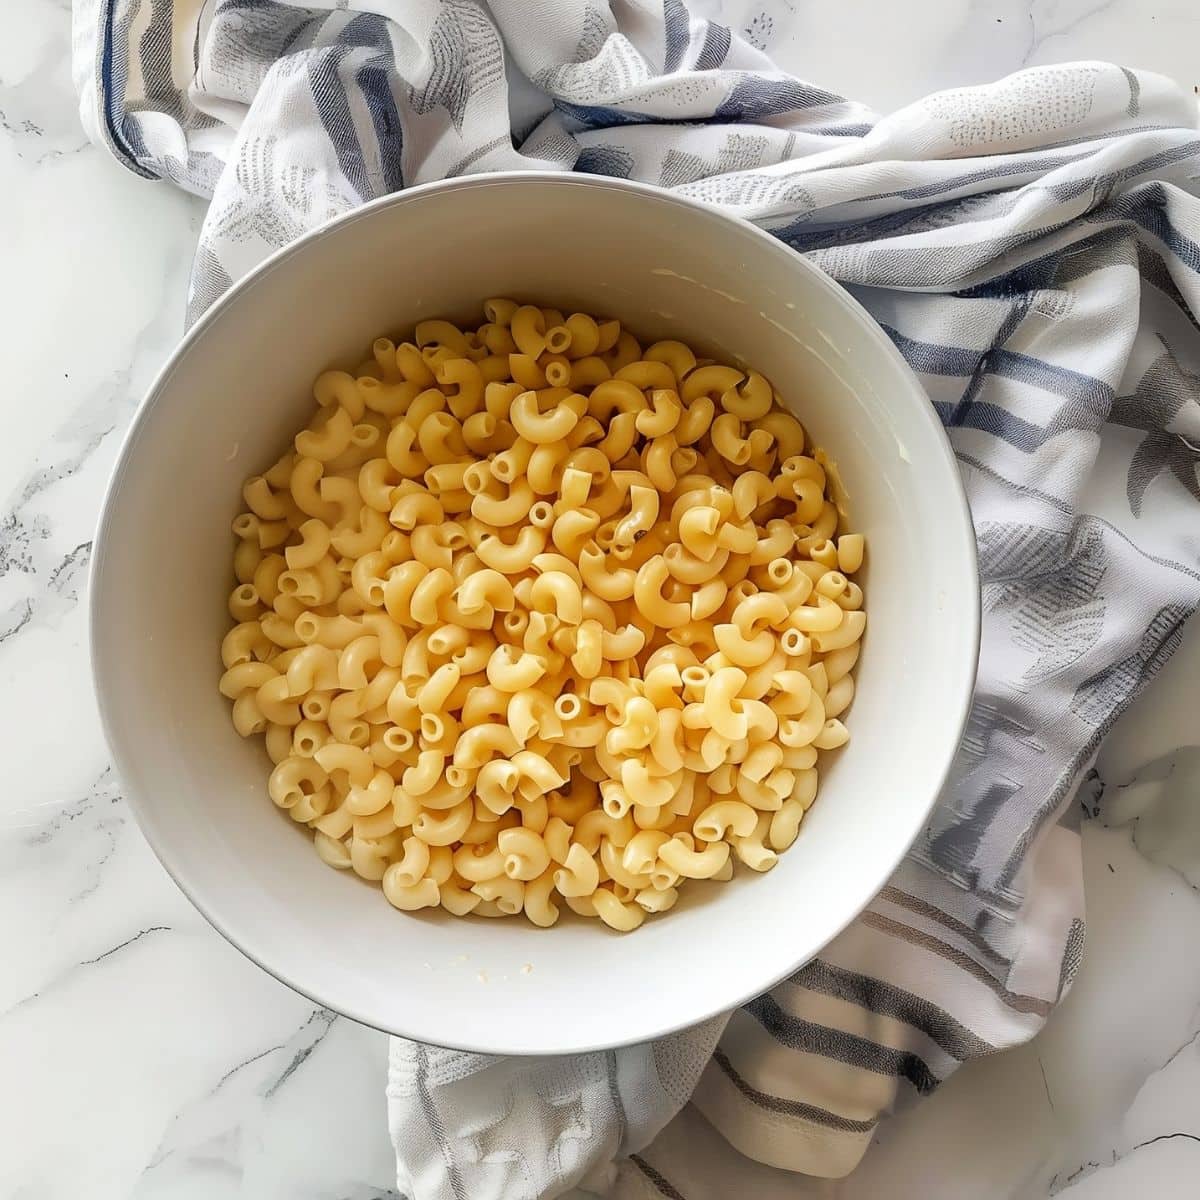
(222, 301, 866, 929)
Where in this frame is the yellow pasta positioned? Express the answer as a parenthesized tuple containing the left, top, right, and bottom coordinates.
(222, 300, 866, 930)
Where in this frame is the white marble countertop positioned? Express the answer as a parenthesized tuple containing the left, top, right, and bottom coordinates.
(3, 1, 1200, 1196)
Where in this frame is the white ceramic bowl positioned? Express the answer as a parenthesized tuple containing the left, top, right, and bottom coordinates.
(91, 174, 978, 1055)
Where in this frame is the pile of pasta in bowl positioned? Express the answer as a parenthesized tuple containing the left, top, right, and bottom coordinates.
(220, 300, 866, 931)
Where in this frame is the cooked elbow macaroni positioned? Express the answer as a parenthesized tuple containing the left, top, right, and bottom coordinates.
(222, 301, 866, 931)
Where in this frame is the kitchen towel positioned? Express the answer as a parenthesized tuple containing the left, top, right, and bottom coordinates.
(74, 0, 1200, 1195)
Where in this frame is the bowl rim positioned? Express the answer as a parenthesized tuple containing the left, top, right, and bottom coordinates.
(90, 170, 981, 1054)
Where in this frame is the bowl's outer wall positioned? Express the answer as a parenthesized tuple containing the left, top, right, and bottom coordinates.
(91, 175, 979, 1055)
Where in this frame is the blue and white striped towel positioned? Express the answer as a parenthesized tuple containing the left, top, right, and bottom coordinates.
(75, 1, 1200, 1195)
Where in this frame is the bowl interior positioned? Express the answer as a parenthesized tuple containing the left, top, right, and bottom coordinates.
(92, 175, 977, 1054)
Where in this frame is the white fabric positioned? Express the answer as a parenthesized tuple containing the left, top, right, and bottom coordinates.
(74, 1, 1200, 1195)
